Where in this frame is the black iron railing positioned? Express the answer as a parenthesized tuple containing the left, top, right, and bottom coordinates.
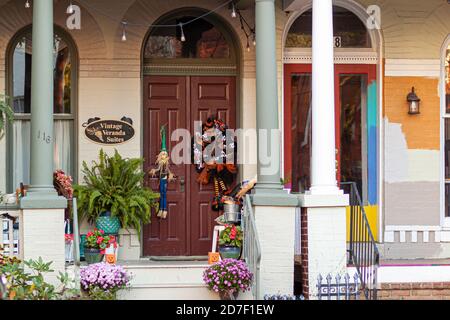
(341, 182, 380, 300)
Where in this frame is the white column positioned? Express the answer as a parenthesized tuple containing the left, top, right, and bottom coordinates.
(309, 0, 340, 195)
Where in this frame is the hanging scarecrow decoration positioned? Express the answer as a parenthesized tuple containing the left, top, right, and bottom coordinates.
(149, 126, 175, 219)
(193, 116, 237, 211)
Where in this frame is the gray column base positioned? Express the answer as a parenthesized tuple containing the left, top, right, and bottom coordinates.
(251, 186, 299, 207)
(20, 192, 68, 209)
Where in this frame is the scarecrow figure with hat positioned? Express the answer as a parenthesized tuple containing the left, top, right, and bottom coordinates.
(149, 126, 175, 219)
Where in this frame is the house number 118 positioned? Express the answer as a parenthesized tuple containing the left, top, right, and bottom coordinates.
(37, 131, 52, 144)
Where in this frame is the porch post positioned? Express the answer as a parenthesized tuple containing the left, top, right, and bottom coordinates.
(298, 0, 349, 299)
(21, 0, 65, 207)
(19, 0, 66, 285)
(309, 0, 340, 195)
(253, 0, 295, 205)
(250, 0, 297, 299)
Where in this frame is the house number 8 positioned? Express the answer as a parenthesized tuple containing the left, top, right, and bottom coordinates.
(37, 131, 52, 144)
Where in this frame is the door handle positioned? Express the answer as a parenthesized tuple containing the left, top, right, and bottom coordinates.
(180, 176, 185, 193)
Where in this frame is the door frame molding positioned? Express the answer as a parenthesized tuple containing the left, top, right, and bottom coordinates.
(139, 7, 242, 257)
(280, 0, 385, 242)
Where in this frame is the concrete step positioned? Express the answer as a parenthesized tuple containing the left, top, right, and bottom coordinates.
(117, 260, 220, 300)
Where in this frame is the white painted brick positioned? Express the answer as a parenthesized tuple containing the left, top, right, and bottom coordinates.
(305, 204, 347, 299)
(20, 208, 66, 286)
(254, 206, 296, 298)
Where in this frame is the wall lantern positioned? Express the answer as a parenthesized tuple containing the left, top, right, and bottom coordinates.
(407, 87, 420, 115)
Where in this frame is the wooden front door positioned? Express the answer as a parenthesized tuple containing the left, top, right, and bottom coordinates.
(143, 76, 236, 257)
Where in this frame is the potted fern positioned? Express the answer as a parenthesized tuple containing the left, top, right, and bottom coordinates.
(74, 149, 159, 237)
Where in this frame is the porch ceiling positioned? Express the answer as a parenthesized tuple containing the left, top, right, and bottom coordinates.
(236, 0, 254, 10)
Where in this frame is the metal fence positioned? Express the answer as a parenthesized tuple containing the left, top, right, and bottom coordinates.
(1, 210, 20, 258)
(242, 195, 262, 300)
(341, 182, 380, 300)
(317, 273, 360, 300)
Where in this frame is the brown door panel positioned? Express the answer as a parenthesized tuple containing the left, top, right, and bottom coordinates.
(189, 76, 236, 256)
(143, 76, 188, 256)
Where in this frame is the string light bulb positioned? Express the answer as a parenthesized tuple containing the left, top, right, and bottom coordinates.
(231, 2, 237, 18)
(179, 23, 186, 42)
(252, 33, 256, 46)
(68, 1, 74, 14)
(246, 39, 250, 52)
(121, 21, 128, 41)
(25, 0, 30, 8)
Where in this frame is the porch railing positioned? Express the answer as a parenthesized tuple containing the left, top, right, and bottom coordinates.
(242, 195, 262, 300)
(1, 208, 21, 259)
(341, 182, 380, 300)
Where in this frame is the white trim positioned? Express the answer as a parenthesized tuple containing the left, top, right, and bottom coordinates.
(423, 231, 429, 243)
(383, 226, 450, 243)
(385, 59, 440, 77)
(385, 225, 441, 232)
(441, 231, 450, 242)
(410, 231, 418, 243)
(384, 231, 394, 243)
(399, 231, 406, 243)
(435, 231, 442, 243)
(283, 48, 378, 65)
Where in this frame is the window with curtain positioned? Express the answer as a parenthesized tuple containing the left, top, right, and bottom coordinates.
(8, 28, 76, 192)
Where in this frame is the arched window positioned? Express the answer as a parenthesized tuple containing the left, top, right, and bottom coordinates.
(7, 26, 77, 192)
(143, 12, 237, 73)
(285, 6, 371, 48)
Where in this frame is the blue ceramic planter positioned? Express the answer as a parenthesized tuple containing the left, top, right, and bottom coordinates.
(218, 245, 242, 260)
(95, 211, 121, 235)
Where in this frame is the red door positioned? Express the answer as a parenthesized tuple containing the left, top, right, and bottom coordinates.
(284, 64, 376, 193)
(143, 76, 236, 257)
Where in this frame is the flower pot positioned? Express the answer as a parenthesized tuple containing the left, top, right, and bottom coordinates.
(223, 211, 241, 224)
(79, 235, 87, 260)
(218, 245, 241, 260)
(219, 291, 239, 300)
(84, 248, 104, 265)
(95, 211, 121, 235)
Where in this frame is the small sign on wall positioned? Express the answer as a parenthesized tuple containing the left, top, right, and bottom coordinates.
(83, 117, 135, 145)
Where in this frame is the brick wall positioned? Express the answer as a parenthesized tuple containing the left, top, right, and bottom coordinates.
(300, 207, 309, 299)
(379, 283, 450, 300)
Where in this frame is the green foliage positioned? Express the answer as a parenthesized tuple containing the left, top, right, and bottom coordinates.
(74, 149, 159, 235)
(86, 286, 118, 300)
(219, 225, 243, 248)
(0, 257, 80, 300)
(85, 229, 115, 250)
(0, 94, 13, 139)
